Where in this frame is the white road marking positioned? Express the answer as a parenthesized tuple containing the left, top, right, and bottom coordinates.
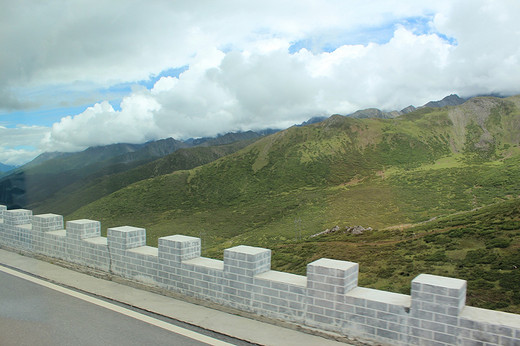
(0, 265, 235, 346)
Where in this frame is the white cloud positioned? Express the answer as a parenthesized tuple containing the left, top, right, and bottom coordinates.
(2, 0, 520, 158)
(42, 96, 161, 152)
(0, 1, 447, 102)
(0, 126, 49, 148)
(434, 0, 520, 96)
(42, 26, 451, 150)
(0, 125, 49, 165)
(0, 147, 39, 166)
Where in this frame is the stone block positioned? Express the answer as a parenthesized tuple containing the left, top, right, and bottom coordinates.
(486, 324, 513, 337)
(0, 205, 6, 219)
(158, 235, 200, 263)
(376, 328, 399, 341)
(356, 306, 377, 318)
(224, 245, 271, 277)
(500, 336, 518, 346)
(434, 332, 457, 344)
(344, 295, 367, 307)
(307, 258, 358, 295)
(434, 312, 458, 326)
(66, 219, 100, 239)
(367, 300, 388, 312)
(107, 226, 146, 250)
(33, 214, 64, 232)
(411, 274, 466, 316)
(4, 209, 32, 226)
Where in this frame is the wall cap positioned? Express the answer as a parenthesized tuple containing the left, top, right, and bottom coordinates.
(413, 273, 466, 290)
(309, 257, 357, 270)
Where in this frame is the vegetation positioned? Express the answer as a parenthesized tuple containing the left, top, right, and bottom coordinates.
(61, 95, 520, 313)
(38, 140, 257, 215)
(271, 198, 520, 313)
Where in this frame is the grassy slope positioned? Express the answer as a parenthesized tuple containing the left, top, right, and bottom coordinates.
(68, 96, 520, 312)
(271, 198, 520, 313)
(37, 139, 258, 216)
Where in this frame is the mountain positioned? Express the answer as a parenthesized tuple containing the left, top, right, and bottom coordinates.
(346, 94, 466, 120)
(21, 152, 71, 169)
(400, 105, 417, 114)
(0, 139, 189, 209)
(2, 95, 518, 311)
(94, 138, 189, 166)
(67, 95, 520, 250)
(297, 116, 329, 126)
(0, 163, 17, 173)
(36, 138, 262, 215)
(348, 108, 401, 119)
(423, 94, 466, 108)
(185, 130, 277, 147)
(65, 95, 520, 313)
(0, 131, 272, 211)
(0, 163, 17, 179)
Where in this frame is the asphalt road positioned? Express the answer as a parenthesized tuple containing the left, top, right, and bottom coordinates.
(0, 269, 243, 346)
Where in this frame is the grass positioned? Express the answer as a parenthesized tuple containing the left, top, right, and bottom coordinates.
(65, 95, 520, 313)
(270, 198, 520, 313)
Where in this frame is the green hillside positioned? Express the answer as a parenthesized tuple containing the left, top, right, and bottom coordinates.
(0, 139, 186, 209)
(270, 198, 520, 313)
(37, 139, 258, 215)
(68, 96, 520, 311)
(1, 132, 268, 212)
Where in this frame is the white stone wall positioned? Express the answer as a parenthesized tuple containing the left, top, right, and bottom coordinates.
(0, 205, 519, 345)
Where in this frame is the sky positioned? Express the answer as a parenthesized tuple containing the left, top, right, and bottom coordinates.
(1, 0, 520, 166)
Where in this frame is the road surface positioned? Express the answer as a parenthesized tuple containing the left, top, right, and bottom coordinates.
(0, 267, 247, 346)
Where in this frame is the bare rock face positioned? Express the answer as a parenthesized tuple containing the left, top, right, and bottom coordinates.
(400, 105, 417, 114)
(310, 225, 340, 238)
(310, 225, 372, 237)
(346, 225, 373, 235)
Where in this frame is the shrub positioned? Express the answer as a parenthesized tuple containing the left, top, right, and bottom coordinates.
(470, 279, 494, 289)
(448, 228, 474, 238)
(377, 266, 396, 279)
(464, 249, 498, 265)
(424, 250, 448, 262)
(499, 271, 520, 290)
(485, 237, 511, 249)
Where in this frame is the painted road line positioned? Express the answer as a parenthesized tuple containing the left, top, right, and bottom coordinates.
(0, 264, 235, 346)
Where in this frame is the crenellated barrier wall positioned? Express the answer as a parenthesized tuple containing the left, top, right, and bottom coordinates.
(0, 205, 519, 345)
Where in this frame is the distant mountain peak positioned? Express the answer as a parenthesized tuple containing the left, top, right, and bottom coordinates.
(0, 162, 17, 173)
(343, 94, 467, 120)
(348, 108, 401, 119)
(400, 105, 417, 114)
(422, 94, 466, 108)
(296, 116, 328, 126)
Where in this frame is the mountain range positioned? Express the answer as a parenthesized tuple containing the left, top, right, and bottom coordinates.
(68, 94, 519, 237)
(1, 93, 519, 313)
(347, 94, 467, 119)
(0, 93, 514, 220)
(0, 94, 456, 209)
(0, 130, 271, 211)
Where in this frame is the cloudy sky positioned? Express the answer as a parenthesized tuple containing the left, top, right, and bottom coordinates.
(1, 0, 519, 165)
